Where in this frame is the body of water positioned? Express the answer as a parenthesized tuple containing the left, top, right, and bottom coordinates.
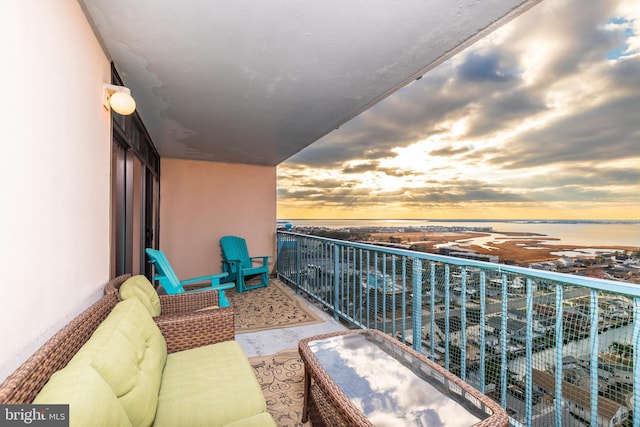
(281, 219, 640, 249)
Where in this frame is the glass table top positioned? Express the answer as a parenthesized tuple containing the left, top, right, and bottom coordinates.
(308, 332, 488, 427)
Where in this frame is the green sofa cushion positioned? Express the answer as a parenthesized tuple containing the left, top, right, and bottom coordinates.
(33, 364, 133, 427)
(69, 298, 167, 427)
(154, 341, 267, 427)
(120, 275, 162, 317)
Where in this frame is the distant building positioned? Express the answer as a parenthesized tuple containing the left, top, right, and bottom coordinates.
(486, 316, 544, 346)
(555, 257, 575, 268)
(438, 246, 499, 263)
(529, 261, 558, 271)
(532, 369, 629, 427)
(507, 308, 555, 334)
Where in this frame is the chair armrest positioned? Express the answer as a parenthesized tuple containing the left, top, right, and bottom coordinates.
(191, 283, 234, 292)
(190, 283, 234, 307)
(180, 272, 229, 286)
(156, 307, 235, 353)
(249, 256, 272, 266)
(158, 290, 221, 315)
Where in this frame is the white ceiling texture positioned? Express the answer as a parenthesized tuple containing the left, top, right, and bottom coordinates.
(80, 0, 542, 166)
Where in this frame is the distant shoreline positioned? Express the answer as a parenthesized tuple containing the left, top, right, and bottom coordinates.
(424, 219, 640, 224)
(281, 219, 640, 248)
(280, 218, 640, 224)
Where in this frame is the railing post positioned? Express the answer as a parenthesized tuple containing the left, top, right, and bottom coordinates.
(276, 233, 282, 280)
(295, 238, 302, 288)
(589, 289, 599, 427)
(333, 243, 339, 321)
(554, 285, 564, 427)
(401, 257, 407, 342)
(382, 253, 387, 334)
(352, 248, 357, 321)
(479, 270, 486, 394)
(374, 252, 379, 330)
(430, 261, 436, 361)
(412, 257, 423, 354)
(391, 255, 396, 338)
(444, 264, 451, 371)
(358, 249, 363, 327)
(633, 298, 640, 427)
(366, 251, 371, 329)
(500, 273, 508, 409)
(525, 278, 533, 426)
(460, 267, 467, 381)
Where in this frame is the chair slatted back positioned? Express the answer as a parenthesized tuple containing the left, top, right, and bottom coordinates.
(220, 236, 252, 271)
(145, 248, 185, 294)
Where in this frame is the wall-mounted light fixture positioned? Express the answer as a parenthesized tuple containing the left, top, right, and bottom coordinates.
(103, 84, 136, 115)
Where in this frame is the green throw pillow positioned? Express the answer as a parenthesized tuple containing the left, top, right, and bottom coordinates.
(120, 275, 162, 317)
(34, 364, 133, 427)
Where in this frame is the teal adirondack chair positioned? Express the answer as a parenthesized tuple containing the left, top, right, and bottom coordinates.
(219, 236, 271, 293)
(145, 248, 234, 307)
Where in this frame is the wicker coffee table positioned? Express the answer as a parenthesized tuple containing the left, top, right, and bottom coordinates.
(299, 329, 509, 427)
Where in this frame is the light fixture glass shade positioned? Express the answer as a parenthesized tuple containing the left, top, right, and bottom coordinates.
(109, 91, 136, 115)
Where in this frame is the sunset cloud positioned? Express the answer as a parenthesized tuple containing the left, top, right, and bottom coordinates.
(278, 0, 640, 220)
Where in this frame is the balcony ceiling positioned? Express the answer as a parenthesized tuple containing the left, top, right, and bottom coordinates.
(80, 0, 541, 166)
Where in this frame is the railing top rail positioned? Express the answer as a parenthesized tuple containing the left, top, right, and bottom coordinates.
(278, 231, 640, 297)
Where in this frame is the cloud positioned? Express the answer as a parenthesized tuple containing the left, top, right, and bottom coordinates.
(503, 164, 640, 189)
(342, 162, 380, 174)
(428, 145, 473, 157)
(486, 93, 640, 169)
(465, 89, 548, 137)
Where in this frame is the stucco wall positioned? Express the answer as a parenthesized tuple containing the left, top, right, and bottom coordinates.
(0, 2, 111, 381)
(159, 159, 276, 280)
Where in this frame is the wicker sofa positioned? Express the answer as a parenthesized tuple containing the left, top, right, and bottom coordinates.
(0, 276, 276, 427)
(103, 274, 234, 353)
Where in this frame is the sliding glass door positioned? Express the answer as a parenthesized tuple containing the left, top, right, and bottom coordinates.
(110, 66, 160, 279)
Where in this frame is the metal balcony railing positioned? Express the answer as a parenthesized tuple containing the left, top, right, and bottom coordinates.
(276, 231, 640, 427)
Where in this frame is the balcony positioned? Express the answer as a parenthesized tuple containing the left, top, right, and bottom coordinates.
(5, 3, 637, 426)
(270, 230, 640, 427)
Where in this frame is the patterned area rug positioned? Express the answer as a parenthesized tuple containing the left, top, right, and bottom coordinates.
(249, 348, 311, 427)
(227, 280, 324, 334)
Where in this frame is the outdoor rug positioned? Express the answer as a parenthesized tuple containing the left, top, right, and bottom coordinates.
(227, 280, 324, 334)
(249, 348, 311, 427)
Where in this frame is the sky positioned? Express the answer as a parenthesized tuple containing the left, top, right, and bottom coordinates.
(277, 0, 640, 221)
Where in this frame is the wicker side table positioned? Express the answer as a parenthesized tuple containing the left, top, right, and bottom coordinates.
(299, 329, 509, 427)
